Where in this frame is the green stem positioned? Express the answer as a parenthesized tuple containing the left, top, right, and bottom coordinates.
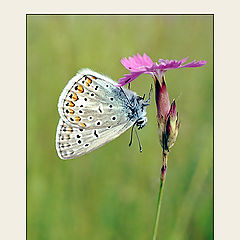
(152, 152, 168, 240)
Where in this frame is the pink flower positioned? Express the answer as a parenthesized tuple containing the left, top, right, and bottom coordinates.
(118, 53, 206, 152)
(117, 53, 207, 86)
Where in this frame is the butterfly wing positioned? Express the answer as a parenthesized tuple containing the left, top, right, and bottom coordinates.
(56, 118, 132, 159)
(56, 69, 138, 159)
(58, 69, 135, 130)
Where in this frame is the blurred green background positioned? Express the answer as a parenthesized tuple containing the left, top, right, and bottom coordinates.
(27, 15, 213, 240)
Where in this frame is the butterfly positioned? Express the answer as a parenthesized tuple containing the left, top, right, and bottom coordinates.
(56, 69, 152, 159)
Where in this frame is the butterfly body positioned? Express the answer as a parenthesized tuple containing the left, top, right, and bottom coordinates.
(56, 69, 150, 159)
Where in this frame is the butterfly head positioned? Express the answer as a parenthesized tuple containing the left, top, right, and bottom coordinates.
(136, 116, 148, 130)
(134, 84, 153, 129)
(128, 86, 152, 152)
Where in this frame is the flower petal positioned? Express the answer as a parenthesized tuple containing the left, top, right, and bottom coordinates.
(117, 71, 145, 86)
(143, 53, 154, 66)
(118, 54, 207, 86)
(120, 53, 154, 72)
(158, 58, 183, 70)
(157, 57, 207, 71)
(178, 57, 189, 65)
(179, 60, 207, 68)
(169, 99, 177, 118)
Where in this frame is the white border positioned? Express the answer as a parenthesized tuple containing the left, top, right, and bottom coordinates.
(1, 2, 240, 240)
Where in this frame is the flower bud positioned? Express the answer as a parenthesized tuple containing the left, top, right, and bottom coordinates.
(155, 75, 180, 151)
(154, 73, 170, 119)
(165, 100, 180, 149)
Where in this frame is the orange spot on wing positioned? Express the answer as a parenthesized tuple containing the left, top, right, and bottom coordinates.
(72, 92, 78, 101)
(68, 127, 73, 133)
(80, 123, 86, 127)
(75, 116, 81, 122)
(86, 78, 92, 84)
(69, 101, 75, 107)
(69, 109, 74, 114)
(77, 84, 84, 93)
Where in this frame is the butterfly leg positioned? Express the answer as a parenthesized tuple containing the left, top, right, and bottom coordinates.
(129, 123, 135, 147)
(134, 125, 143, 152)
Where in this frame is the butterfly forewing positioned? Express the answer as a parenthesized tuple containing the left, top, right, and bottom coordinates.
(58, 69, 132, 130)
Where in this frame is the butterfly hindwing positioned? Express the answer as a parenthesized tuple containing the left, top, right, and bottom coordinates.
(56, 118, 132, 159)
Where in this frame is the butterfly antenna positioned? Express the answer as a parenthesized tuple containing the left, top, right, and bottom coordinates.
(134, 126, 143, 152)
(149, 84, 153, 99)
(144, 84, 153, 106)
(120, 87, 133, 107)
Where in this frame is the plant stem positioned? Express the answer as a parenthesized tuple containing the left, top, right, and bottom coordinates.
(152, 152, 168, 240)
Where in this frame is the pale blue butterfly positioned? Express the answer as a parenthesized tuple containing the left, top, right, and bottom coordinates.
(56, 69, 151, 159)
